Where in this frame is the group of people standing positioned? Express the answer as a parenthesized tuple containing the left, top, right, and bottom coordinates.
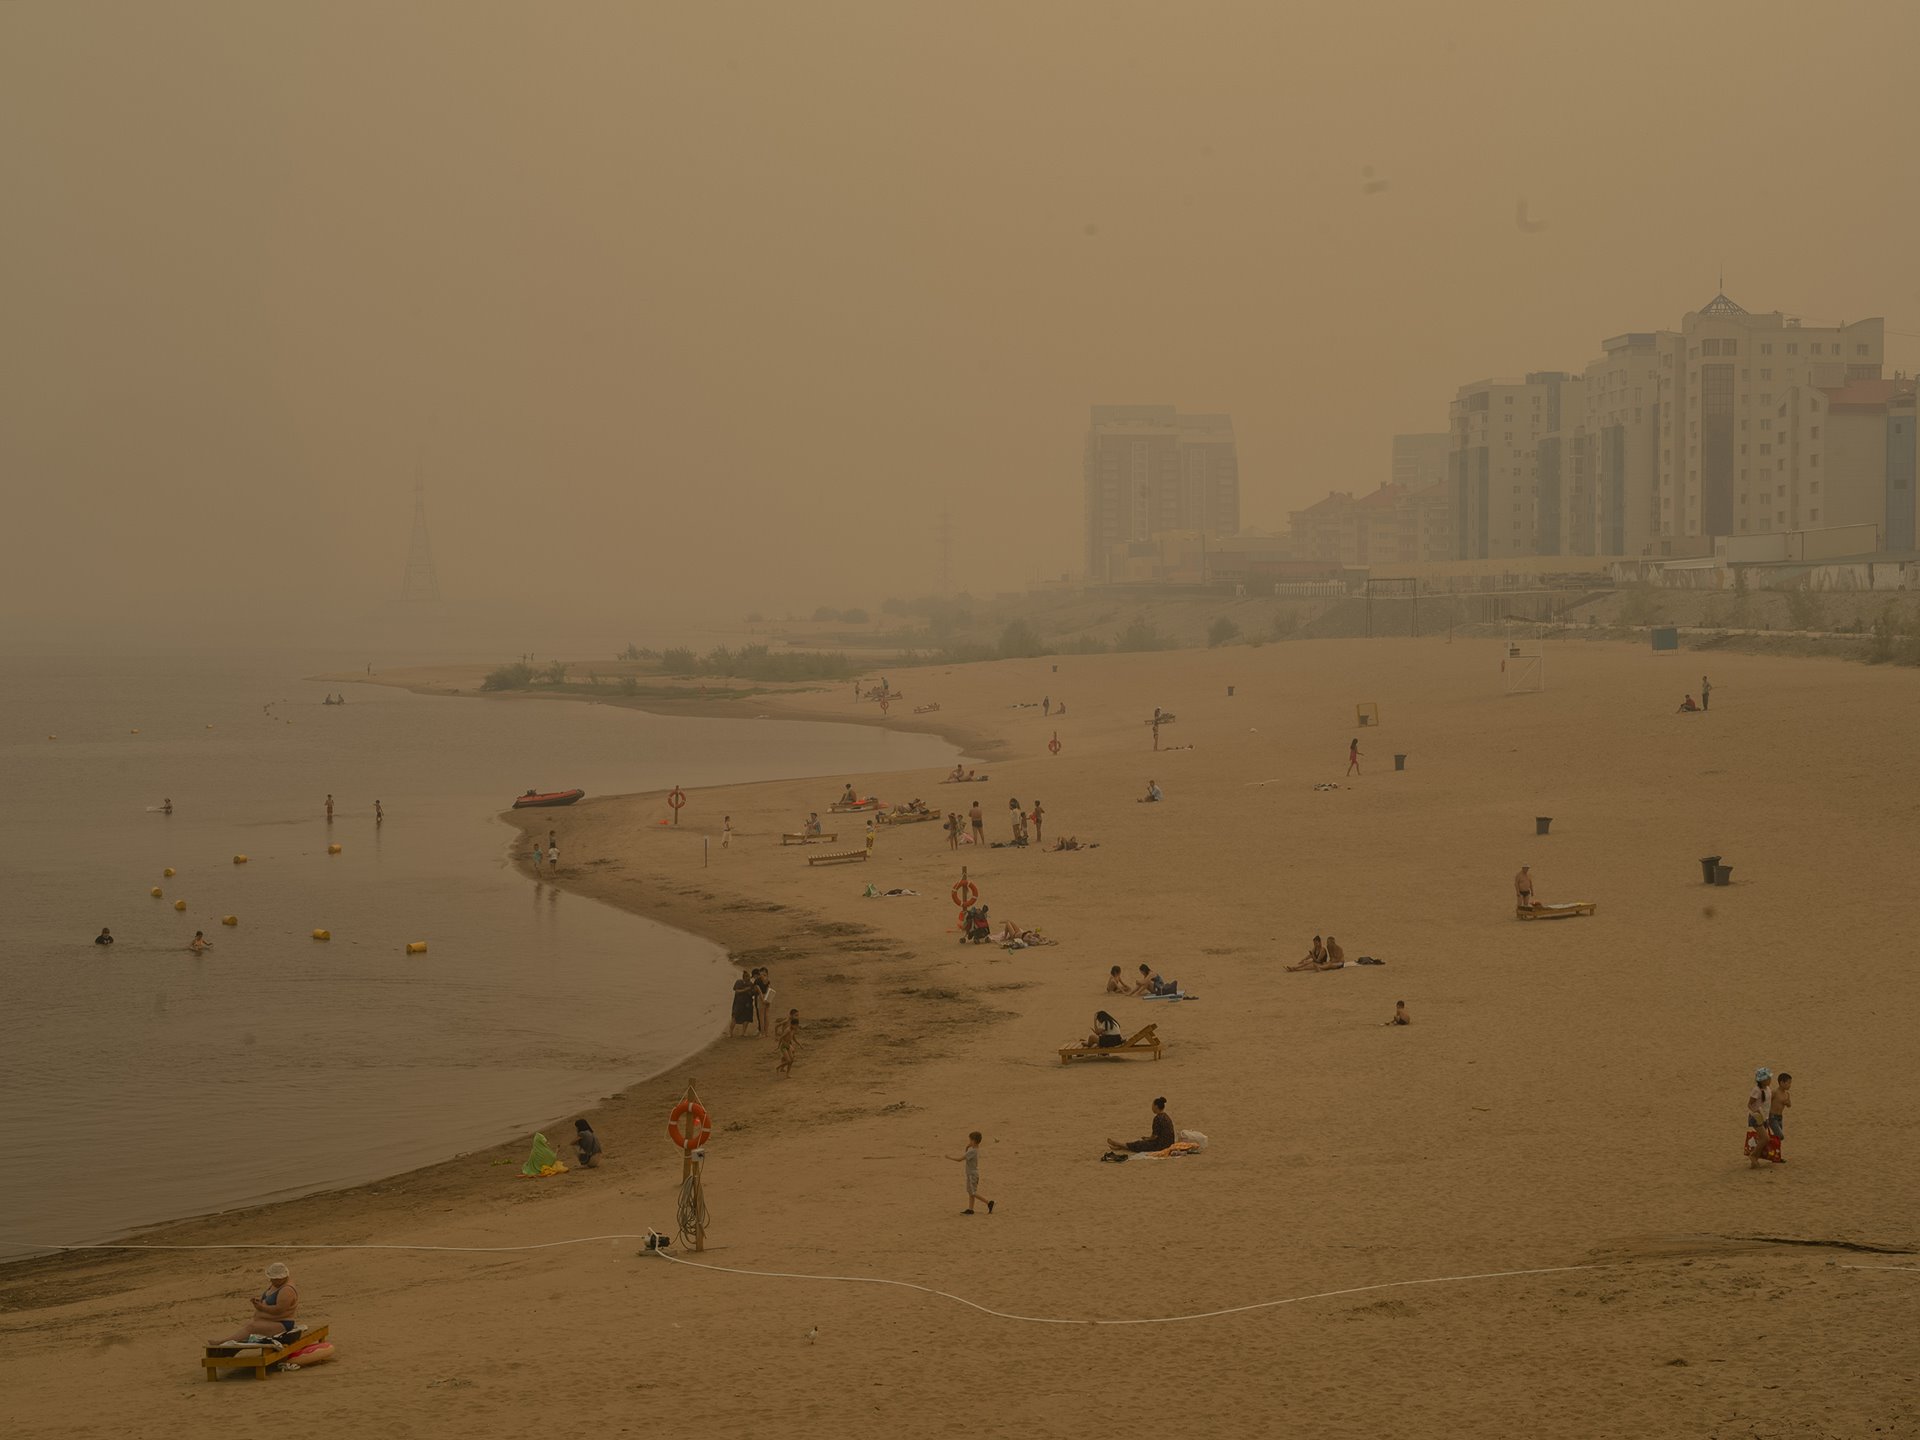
(729, 966, 801, 1075)
(944, 797, 1044, 849)
(1746, 1066, 1792, 1167)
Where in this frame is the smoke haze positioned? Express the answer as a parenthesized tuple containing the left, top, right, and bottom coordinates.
(5, 0, 1918, 642)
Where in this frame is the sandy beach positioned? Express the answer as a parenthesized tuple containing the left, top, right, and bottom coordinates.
(5, 636, 1917, 1439)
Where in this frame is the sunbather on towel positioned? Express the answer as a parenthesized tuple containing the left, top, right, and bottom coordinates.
(208, 1262, 299, 1345)
(1107, 1097, 1175, 1155)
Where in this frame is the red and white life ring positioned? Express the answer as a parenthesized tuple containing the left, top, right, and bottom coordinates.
(668, 1099, 711, 1151)
(950, 879, 979, 908)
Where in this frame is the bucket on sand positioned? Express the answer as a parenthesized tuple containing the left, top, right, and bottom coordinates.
(1535, 816, 1552, 836)
(1699, 855, 1722, 884)
(1713, 864, 1732, 887)
(1394, 754, 1407, 771)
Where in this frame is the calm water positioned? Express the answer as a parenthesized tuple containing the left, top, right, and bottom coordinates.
(0, 652, 952, 1252)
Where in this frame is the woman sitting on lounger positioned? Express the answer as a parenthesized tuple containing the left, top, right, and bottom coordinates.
(1107, 1097, 1175, 1155)
(1084, 1011, 1126, 1048)
(208, 1262, 299, 1345)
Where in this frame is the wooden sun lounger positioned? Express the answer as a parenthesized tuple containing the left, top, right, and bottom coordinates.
(1515, 901, 1597, 921)
(781, 832, 838, 845)
(1059, 1023, 1161, 1064)
(203, 1324, 329, 1381)
(913, 703, 940, 714)
(830, 800, 882, 813)
(806, 850, 869, 866)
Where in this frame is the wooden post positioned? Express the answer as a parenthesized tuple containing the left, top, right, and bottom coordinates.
(677, 1078, 706, 1253)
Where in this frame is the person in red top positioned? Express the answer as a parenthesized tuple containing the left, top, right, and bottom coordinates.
(1347, 739, 1362, 775)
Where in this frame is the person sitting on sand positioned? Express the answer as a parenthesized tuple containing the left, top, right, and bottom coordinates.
(1286, 936, 1328, 972)
(1129, 963, 1179, 996)
(1138, 780, 1162, 804)
(572, 1118, 603, 1169)
(804, 812, 823, 835)
(1325, 936, 1345, 966)
(1678, 694, 1699, 712)
(95, 927, 114, 946)
(1387, 1001, 1410, 1026)
(1084, 1011, 1126, 1049)
(1107, 1097, 1175, 1155)
(1105, 965, 1129, 994)
(946, 764, 966, 783)
(208, 1262, 299, 1346)
(188, 931, 212, 954)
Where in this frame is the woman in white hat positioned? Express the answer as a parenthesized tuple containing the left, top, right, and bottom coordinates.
(208, 1262, 300, 1345)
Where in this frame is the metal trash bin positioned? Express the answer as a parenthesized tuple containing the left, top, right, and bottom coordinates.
(1394, 754, 1406, 771)
(1535, 816, 1552, 835)
(1713, 864, 1732, 886)
(1699, 855, 1722, 884)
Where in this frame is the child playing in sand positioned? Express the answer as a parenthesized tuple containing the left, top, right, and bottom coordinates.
(572, 1119, 603, 1169)
(1387, 1001, 1410, 1026)
(948, 1130, 994, 1215)
(1106, 965, 1129, 994)
(1768, 1072, 1791, 1162)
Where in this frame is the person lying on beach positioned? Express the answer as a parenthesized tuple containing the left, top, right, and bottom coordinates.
(572, 1118, 603, 1169)
(1083, 1011, 1126, 1048)
(1106, 1097, 1175, 1155)
(1138, 780, 1163, 803)
(208, 1262, 299, 1346)
(188, 931, 212, 953)
(1000, 924, 1052, 948)
(95, 927, 114, 946)
(1105, 965, 1130, 994)
(1050, 836, 1098, 851)
(1387, 1001, 1410, 1026)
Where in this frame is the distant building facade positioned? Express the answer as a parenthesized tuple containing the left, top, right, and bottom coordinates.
(1391, 433, 1450, 491)
(1084, 406, 1239, 579)
(1447, 372, 1583, 560)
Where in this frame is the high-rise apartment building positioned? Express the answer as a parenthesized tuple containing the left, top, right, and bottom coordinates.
(1448, 372, 1582, 559)
(1391, 433, 1450, 491)
(1577, 332, 1669, 556)
(1656, 295, 1882, 544)
(1770, 376, 1917, 547)
(1084, 406, 1239, 578)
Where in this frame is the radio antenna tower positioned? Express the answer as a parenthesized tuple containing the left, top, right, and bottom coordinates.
(937, 509, 954, 596)
(401, 479, 442, 603)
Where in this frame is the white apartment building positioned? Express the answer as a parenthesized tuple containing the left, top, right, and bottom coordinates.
(1579, 331, 1669, 557)
(1448, 372, 1582, 559)
(1656, 294, 1883, 544)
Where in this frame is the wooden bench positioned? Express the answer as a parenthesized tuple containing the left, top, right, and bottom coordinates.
(203, 1324, 329, 1381)
(806, 850, 869, 866)
(1059, 1024, 1161, 1064)
(781, 832, 838, 845)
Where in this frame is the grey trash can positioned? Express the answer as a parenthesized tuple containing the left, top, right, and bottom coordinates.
(1713, 864, 1732, 886)
(1535, 816, 1552, 836)
(1227, 685, 1234, 697)
(1394, 754, 1406, 771)
(1699, 855, 1722, 884)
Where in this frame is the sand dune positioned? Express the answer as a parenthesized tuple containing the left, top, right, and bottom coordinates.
(4, 636, 1916, 1438)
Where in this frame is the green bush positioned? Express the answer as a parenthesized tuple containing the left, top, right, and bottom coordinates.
(1785, 589, 1825, 632)
(660, 647, 698, 674)
(1114, 616, 1171, 652)
(481, 662, 535, 691)
(1207, 616, 1241, 647)
(998, 618, 1046, 659)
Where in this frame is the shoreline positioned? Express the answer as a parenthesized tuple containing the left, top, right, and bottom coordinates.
(0, 675, 970, 1287)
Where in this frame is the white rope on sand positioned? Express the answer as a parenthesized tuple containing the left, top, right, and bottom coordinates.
(0, 1236, 658, 1256)
(653, 1250, 1603, 1325)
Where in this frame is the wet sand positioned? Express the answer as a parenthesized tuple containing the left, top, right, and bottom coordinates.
(5, 637, 1917, 1438)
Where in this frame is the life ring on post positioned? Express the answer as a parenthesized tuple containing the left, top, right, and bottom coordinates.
(1047, 733, 1062, 755)
(668, 1099, 711, 1151)
(667, 787, 687, 811)
(950, 879, 979, 908)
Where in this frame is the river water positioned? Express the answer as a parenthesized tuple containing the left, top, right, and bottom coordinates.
(0, 651, 951, 1252)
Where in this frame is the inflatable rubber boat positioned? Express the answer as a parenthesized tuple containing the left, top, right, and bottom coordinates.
(511, 788, 585, 809)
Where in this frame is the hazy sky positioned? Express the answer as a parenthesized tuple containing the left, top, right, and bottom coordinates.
(6, 1, 1919, 640)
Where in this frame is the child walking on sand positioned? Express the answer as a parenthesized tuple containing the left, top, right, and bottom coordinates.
(949, 1130, 995, 1215)
(1347, 738, 1362, 776)
(776, 1009, 800, 1076)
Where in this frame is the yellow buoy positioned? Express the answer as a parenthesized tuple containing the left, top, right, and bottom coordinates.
(233, 854, 248, 864)
(312, 929, 331, 941)
(222, 915, 238, 926)
(163, 867, 175, 878)
(173, 899, 187, 912)
(327, 843, 342, 855)
(405, 941, 428, 954)
(150, 887, 164, 898)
